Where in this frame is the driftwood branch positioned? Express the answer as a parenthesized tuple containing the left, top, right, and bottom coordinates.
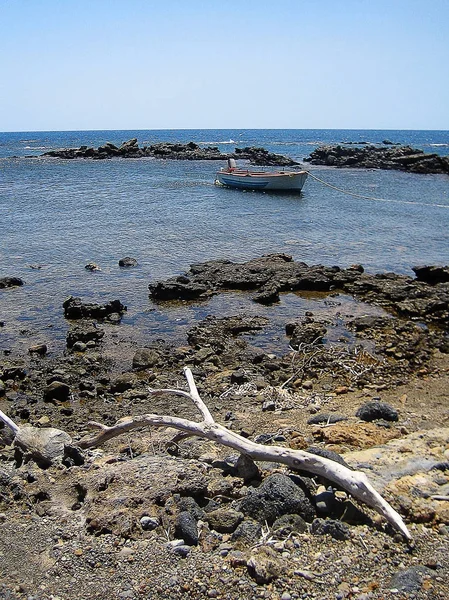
(79, 367, 411, 540)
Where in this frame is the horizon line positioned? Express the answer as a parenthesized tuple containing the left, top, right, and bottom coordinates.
(1, 127, 449, 134)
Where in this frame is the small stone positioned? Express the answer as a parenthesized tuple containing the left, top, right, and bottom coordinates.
(85, 262, 101, 271)
(262, 400, 276, 412)
(132, 348, 160, 370)
(335, 386, 349, 395)
(167, 539, 185, 549)
(140, 516, 159, 531)
(119, 257, 138, 267)
(205, 508, 244, 534)
(72, 341, 87, 352)
(171, 545, 191, 557)
(28, 344, 48, 356)
(311, 518, 351, 540)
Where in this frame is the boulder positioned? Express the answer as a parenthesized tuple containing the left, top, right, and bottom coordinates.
(66, 322, 105, 348)
(0, 277, 24, 289)
(63, 296, 127, 320)
(44, 381, 71, 403)
(356, 401, 399, 422)
(412, 265, 449, 285)
(119, 257, 138, 267)
(238, 473, 315, 524)
(132, 348, 160, 370)
(14, 425, 72, 467)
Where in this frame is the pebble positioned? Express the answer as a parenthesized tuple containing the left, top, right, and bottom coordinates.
(140, 516, 159, 531)
(172, 544, 191, 557)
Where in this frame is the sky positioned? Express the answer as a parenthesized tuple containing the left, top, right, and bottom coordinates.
(0, 0, 448, 132)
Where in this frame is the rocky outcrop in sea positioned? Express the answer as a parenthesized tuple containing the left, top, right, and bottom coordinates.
(41, 138, 298, 166)
(305, 143, 449, 174)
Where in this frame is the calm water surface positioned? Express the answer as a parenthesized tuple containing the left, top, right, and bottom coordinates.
(1, 129, 448, 354)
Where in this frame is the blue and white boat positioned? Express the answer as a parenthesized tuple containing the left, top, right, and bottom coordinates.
(215, 159, 308, 192)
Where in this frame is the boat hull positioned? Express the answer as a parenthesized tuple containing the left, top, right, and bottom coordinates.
(215, 170, 308, 192)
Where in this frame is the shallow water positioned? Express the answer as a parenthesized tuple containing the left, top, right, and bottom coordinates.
(1, 129, 448, 355)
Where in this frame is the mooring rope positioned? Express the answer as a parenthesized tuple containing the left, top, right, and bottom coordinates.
(305, 170, 449, 209)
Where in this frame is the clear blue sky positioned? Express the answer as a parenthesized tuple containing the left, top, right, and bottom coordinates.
(1, 0, 448, 131)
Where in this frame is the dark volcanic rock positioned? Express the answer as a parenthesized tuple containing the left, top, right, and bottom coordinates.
(413, 265, 449, 285)
(174, 511, 199, 546)
(234, 146, 297, 166)
(66, 322, 105, 348)
(205, 508, 244, 533)
(238, 473, 315, 525)
(305, 447, 350, 469)
(149, 277, 212, 301)
(44, 381, 71, 403)
(306, 144, 449, 174)
(0, 277, 24, 289)
(356, 401, 399, 422)
(132, 348, 160, 370)
(149, 254, 449, 328)
(287, 322, 327, 348)
(389, 565, 435, 593)
(63, 296, 127, 320)
(42, 139, 298, 166)
(118, 256, 138, 267)
(307, 413, 348, 425)
(311, 518, 351, 540)
(272, 513, 308, 536)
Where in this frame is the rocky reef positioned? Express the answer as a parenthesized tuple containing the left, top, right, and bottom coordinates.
(305, 144, 449, 174)
(149, 253, 449, 329)
(41, 138, 298, 166)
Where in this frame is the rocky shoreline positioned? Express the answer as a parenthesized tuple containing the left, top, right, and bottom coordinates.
(1, 255, 449, 599)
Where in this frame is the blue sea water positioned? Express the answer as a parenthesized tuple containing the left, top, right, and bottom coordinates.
(0, 129, 448, 354)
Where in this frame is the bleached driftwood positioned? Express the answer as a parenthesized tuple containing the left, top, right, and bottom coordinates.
(78, 367, 411, 540)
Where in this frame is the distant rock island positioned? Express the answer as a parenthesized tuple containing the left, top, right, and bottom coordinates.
(41, 138, 298, 166)
(305, 143, 449, 175)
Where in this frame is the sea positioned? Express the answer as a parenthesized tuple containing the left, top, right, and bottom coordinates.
(1, 129, 448, 356)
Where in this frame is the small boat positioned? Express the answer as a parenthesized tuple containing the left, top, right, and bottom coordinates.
(215, 159, 308, 192)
